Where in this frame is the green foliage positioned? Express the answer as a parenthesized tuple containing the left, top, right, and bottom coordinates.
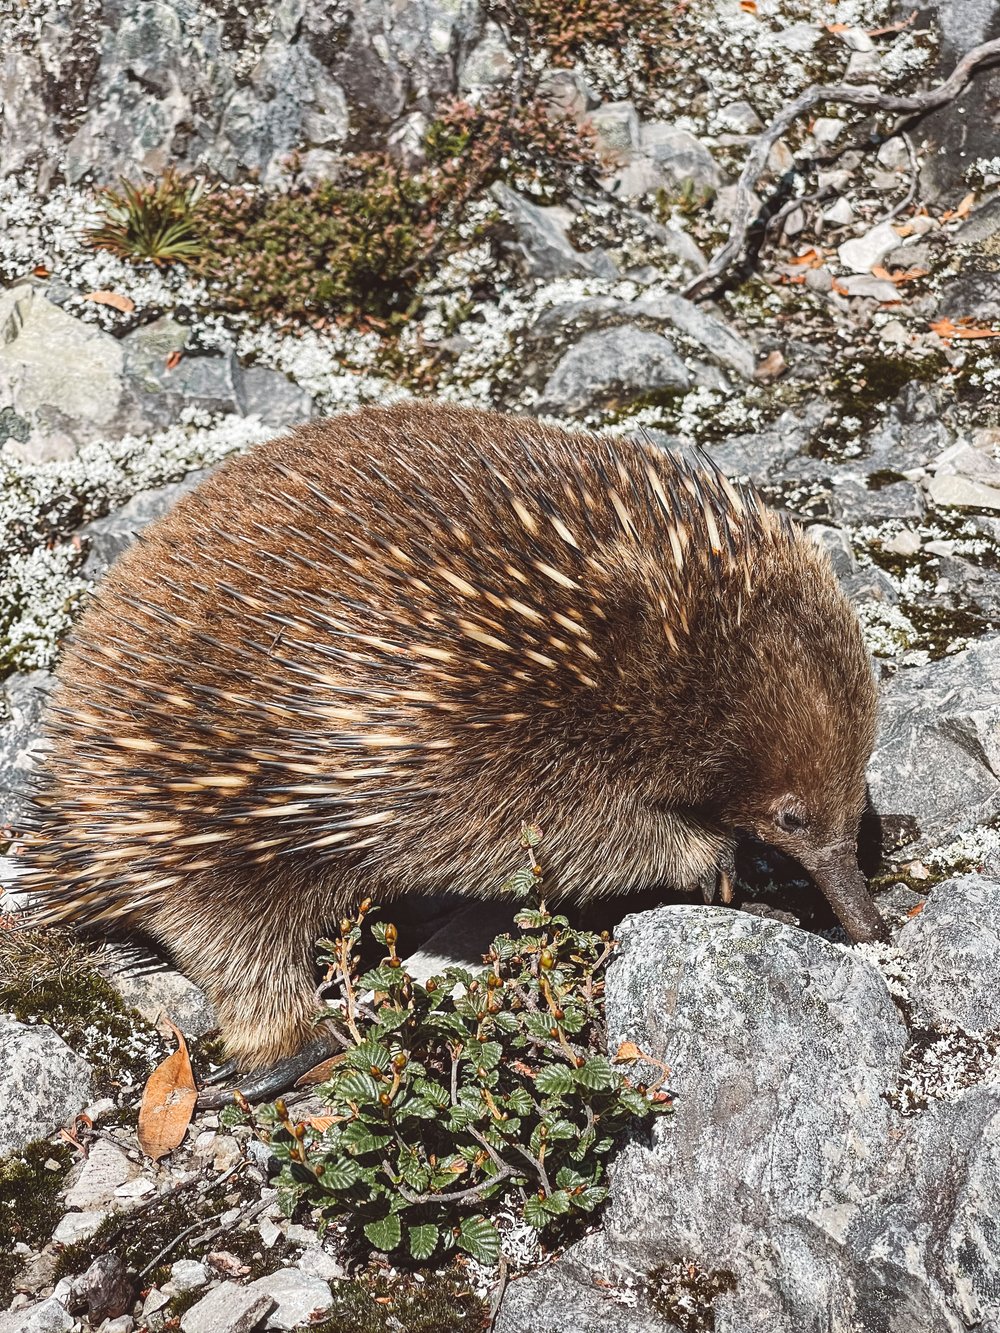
(85, 171, 206, 266)
(254, 827, 672, 1265)
(0, 1141, 74, 1304)
(190, 156, 444, 324)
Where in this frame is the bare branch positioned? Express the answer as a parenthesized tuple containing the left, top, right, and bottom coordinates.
(684, 36, 1000, 300)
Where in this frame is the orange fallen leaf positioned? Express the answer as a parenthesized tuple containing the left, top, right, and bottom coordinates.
(871, 264, 930, 285)
(138, 1019, 197, 1162)
(930, 317, 1000, 343)
(906, 902, 926, 918)
(165, 349, 183, 371)
(825, 21, 850, 31)
(85, 290, 136, 314)
(740, 0, 757, 10)
(788, 248, 823, 267)
(940, 192, 976, 223)
(295, 1051, 348, 1086)
(33, 265, 50, 278)
(305, 1116, 336, 1133)
(615, 1041, 642, 1063)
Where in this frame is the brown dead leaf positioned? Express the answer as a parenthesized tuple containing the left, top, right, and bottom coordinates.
(33, 265, 50, 278)
(906, 902, 926, 918)
(930, 317, 1000, 343)
(871, 265, 930, 285)
(295, 1051, 348, 1086)
(165, 349, 183, 371)
(787, 248, 823, 267)
(84, 290, 136, 314)
(739, 1, 757, 11)
(825, 21, 850, 32)
(614, 1041, 642, 1063)
(138, 1019, 197, 1162)
(940, 192, 976, 223)
(305, 1116, 336, 1133)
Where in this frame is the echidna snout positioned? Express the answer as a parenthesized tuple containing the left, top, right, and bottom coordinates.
(21, 402, 886, 1070)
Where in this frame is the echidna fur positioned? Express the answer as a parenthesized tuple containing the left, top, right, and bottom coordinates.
(18, 402, 884, 1068)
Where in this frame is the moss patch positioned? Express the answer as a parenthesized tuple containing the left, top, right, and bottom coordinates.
(0, 928, 161, 1100)
(309, 1268, 487, 1333)
(0, 1140, 75, 1305)
(647, 1259, 737, 1332)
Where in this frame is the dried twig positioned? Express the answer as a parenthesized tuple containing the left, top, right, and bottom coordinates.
(683, 37, 1000, 300)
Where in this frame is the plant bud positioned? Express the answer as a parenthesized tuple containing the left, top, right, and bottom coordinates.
(540, 949, 554, 969)
(385, 923, 397, 945)
(392, 1053, 408, 1070)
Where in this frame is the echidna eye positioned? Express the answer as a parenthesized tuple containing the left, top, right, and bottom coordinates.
(776, 809, 806, 834)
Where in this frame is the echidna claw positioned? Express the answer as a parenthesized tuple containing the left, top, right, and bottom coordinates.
(697, 849, 737, 908)
(196, 1032, 343, 1110)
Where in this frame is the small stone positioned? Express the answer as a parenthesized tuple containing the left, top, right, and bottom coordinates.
(883, 529, 922, 557)
(115, 1177, 156, 1200)
(821, 197, 854, 227)
(0, 1017, 93, 1156)
(180, 1282, 275, 1333)
(169, 1260, 209, 1293)
(72, 1252, 132, 1325)
(590, 101, 640, 155)
(812, 116, 844, 143)
(258, 1217, 283, 1248)
(540, 325, 691, 417)
(838, 221, 903, 273)
(926, 474, 1000, 511)
(63, 1139, 136, 1210)
(296, 1246, 346, 1282)
(846, 49, 881, 77)
(754, 349, 787, 382)
(782, 207, 805, 237)
(716, 100, 762, 133)
(877, 137, 910, 171)
(0, 1295, 74, 1333)
(52, 1210, 110, 1245)
(142, 1289, 171, 1316)
(836, 26, 874, 51)
(244, 1270, 334, 1330)
(767, 139, 794, 174)
(838, 274, 902, 302)
(879, 320, 910, 346)
(804, 267, 833, 293)
(641, 124, 721, 190)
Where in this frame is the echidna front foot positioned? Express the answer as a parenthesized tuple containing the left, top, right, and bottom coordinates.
(197, 1030, 344, 1109)
(696, 844, 737, 906)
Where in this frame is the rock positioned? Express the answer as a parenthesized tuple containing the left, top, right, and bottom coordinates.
(934, 441, 1000, 487)
(296, 1246, 346, 1282)
(876, 136, 910, 170)
(51, 1210, 110, 1246)
(403, 900, 517, 985)
(897, 876, 1000, 1030)
(491, 185, 616, 281)
(589, 101, 640, 155)
(244, 1269, 334, 1330)
(459, 22, 515, 91)
(79, 474, 208, 582)
(716, 100, 762, 133)
(838, 274, 902, 302)
(883, 528, 922, 557)
(634, 293, 756, 380)
(0, 284, 126, 457)
(639, 124, 721, 192)
(70, 1253, 132, 1325)
(63, 1138, 137, 1210)
(0, 669, 53, 833)
(540, 326, 690, 416)
(955, 194, 1000, 249)
(239, 367, 314, 429)
(0, 1016, 93, 1158)
(935, 271, 1000, 324)
(926, 473, 1000, 511)
(179, 1281, 275, 1333)
(838, 221, 903, 274)
(101, 947, 219, 1040)
(812, 115, 845, 143)
(168, 1261, 209, 1293)
(499, 906, 908, 1332)
(867, 636, 1000, 846)
(0, 1296, 73, 1333)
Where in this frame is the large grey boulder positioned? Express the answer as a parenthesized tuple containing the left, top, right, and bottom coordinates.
(896, 875, 1000, 1030)
(0, 1017, 93, 1158)
(867, 636, 1000, 848)
(499, 906, 909, 1333)
(540, 325, 690, 417)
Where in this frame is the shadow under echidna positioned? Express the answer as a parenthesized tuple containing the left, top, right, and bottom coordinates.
(19, 401, 887, 1086)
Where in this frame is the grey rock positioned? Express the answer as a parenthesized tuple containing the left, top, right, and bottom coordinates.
(936, 271, 1000, 324)
(0, 1296, 74, 1333)
(102, 948, 219, 1040)
(837, 274, 903, 301)
(926, 473, 1000, 511)
(0, 1016, 93, 1157)
(459, 21, 515, 90)
(0, 669, 53, 832)
(540, 326, 690, 416)
(79, 473, 208, 582)
(0, 284, 126, 455)
(897, 875, 1000, 1030)
(716, 100, 762, 133)
(500, 906, 908, 1333)
(244, 1269, 333, 1330)
(240, 367, 314, 429)
(63, 1138, 136, 1210)
(179, 1282, 275, 1333)
(168, 1261, 209, 1293)
(71, 1252, 132, 1325)
(955, 193, 1000, 248)
(403, 900, 517, 985)
(296, 1246, 346, 1282)
(590, 101, 640, 155)
(837, 221, 902, 273)
(639, 124, 721, 191)
(51, 1209, 110, 1246)
(867, 636, 1000, 846)
(492, 185, 616, 280)
(633, 293, 755, 380)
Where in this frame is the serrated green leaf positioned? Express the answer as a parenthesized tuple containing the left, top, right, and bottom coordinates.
(398, 1096, 438, 1120)
(408, 1223, 440, 1261)
(413, 1078, 451, 1108)
(505, 1085, 534, 1116)
(448, 1104, 475, 1131)
(375, 1006, 409, 1032)
(363, 1212, 402, 1252)
(525, 1012, 556, 1040)
(346, 1038, 392, 1073)
(340, 1121, 392, 1155)
(360, 964, 404, 992)
(318, 1157, 363, 1191)
(535, 1064, 575, 1096)
(555, 1166, 589, 1190)
(466, 1040, 502, 1070)
(574, 1057, 617, 1091)
(523, 1195, 548, 1228)
(398, 1154, 430, 1192)
(575, 1185, 609, 1212)
(456, 1215, 501, 1263)
(541, 1188, 572, 1215)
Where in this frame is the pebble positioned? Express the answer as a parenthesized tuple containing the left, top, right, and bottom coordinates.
(179, 1282, 275, 1333)
(51, 1210, 110, 1245)
(883, 529, 922, 557)
(838, 221, 903, 274)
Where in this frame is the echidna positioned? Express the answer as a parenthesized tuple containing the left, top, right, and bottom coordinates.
(21, 402, 885, 1071)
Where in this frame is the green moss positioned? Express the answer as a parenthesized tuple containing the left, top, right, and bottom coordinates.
(808, 352, 951, 462)
(0, 929, 161, 1100)
(0, 1140, 74, 1305)
(309, 1269, 487, 1333)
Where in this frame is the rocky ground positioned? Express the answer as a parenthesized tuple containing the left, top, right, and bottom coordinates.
(2, 0, 1000, 1329)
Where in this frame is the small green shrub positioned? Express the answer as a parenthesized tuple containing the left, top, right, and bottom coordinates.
(236, 826, 672, 1264)
(85, 171, 206, 266)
